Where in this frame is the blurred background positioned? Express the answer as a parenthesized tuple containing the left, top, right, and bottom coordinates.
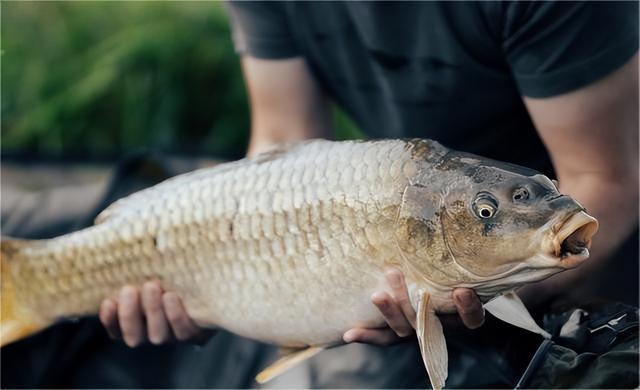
(1, 0, 362, 239)
(1, 1, 361, 164)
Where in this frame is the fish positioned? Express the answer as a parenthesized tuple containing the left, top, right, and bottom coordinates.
(0, 138, 598, 389)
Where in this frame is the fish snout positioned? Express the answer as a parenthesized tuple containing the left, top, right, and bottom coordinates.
(546, 194, 582, 210)
(549, 210, 599, 269)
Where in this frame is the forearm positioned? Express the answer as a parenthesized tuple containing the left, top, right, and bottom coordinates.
(247, 104, 332, 156)
(242, 56, 333, 157)
(247, 124, 330, 157)
(561, 172, 638, 261)
(520, 54, 638, 305)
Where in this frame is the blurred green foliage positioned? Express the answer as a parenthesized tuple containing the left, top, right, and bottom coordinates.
(1, 2, 361, 162)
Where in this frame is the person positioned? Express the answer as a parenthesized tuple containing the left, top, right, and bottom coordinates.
(99, 1, 638, 386)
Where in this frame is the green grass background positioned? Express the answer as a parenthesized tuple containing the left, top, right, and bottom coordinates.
(1, 2, 361, 162)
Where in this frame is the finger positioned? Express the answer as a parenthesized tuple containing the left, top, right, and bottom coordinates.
(343, 327, 400, 346)
(141, 281, 172, 345)
(163, 292, 201, 341)
(118, 285, 146, 347)
(453, 288, 484, 329)
(386, 268, 417, 328)
(99, 298, 122, 339)
(371, 292, 414, 337)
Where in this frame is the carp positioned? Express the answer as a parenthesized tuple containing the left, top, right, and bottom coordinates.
(0, 139, 598, 389)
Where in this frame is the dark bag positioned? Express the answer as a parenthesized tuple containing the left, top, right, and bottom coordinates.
(516, 302, 639, 389)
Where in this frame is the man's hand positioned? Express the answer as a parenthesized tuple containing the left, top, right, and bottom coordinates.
(100, 271, 481, 348)
(343, 268, 484, 346)
(99, 281, 213, 347)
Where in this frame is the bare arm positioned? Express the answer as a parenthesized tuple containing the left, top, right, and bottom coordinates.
(242, 57, 333, 156)
(520, 53, 639, 305)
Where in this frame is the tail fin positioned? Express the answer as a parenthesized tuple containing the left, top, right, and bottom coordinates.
(1, 238, 47, 347)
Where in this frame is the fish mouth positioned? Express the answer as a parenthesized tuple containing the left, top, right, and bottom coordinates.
(550, 211, 599, 268)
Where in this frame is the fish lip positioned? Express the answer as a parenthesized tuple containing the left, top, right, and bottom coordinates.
(549, 211, 599, 268)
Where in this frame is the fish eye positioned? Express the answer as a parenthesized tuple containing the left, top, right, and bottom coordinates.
(472, 192, 498, 219)
(512, 187, 530, 202)
(478, 205, 495, 218)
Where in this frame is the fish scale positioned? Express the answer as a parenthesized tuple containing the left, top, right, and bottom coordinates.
(2, 138, 600, 389)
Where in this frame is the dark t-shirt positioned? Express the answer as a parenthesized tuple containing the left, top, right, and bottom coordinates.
(227, 1, 638, 176)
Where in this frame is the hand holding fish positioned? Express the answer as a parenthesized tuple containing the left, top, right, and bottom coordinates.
(0, 139, 600, 390)
(99, 281, 211, 347)
(98, 268, 484, 348)
(343, 269, 484, 345)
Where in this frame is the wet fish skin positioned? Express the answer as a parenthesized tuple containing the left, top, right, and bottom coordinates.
(1, 138, 598, 389)
(3, 139, 433, 346)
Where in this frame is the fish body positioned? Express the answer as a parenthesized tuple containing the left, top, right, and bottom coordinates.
(1, 139, 598, 388)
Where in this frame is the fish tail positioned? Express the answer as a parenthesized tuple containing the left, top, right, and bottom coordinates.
(1, 237, 47, 347)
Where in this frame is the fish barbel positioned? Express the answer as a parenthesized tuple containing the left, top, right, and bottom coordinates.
(1, 139, 598, 389)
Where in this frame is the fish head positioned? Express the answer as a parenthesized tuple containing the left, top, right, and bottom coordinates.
(436, 153, 598, 278)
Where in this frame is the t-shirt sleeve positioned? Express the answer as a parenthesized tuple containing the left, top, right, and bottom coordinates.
(501, 2, 638, 98)
(225, 1, 300, 59)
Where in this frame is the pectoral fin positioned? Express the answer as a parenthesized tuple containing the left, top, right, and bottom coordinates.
(484, 291, 551, 339)
(255, 345, 325, 384)
(416, 293, 448, 390)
